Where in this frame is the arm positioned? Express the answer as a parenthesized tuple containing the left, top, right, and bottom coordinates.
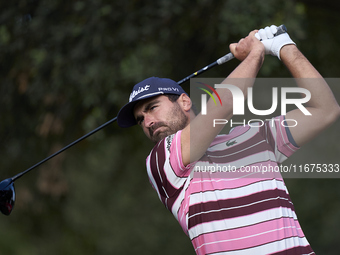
(255, 25, 340, 147)
(181, 30, 265, 166)
(281, 45, 340, 146)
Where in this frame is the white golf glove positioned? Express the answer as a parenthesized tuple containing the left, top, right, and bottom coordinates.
(255, 25, 296, 60)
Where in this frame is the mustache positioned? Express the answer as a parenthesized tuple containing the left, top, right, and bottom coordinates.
(149, 122, 167, 137)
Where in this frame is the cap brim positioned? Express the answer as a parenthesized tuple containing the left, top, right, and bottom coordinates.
(117, 100, 140, 128)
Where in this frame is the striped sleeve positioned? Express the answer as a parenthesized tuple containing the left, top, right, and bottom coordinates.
(146, 130, 191, 211)
(263, 116, 299, 163)
(169, 130, 192, 176)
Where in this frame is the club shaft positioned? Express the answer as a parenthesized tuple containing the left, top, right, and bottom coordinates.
(12, 117, 117, 181)
(177, 61, 217, 85)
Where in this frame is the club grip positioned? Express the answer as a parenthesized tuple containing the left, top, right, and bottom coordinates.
(216, 53, 234, 65)
(275, 24, 287, 37)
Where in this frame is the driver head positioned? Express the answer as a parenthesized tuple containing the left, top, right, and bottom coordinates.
(0, 178, 15, 215)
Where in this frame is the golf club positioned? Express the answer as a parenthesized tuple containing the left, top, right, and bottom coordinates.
(0, 24, 287, 215)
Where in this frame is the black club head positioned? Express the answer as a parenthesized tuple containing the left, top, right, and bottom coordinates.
(0, 178, 15, 215)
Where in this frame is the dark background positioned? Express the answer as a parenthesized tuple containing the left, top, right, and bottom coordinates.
(1, 0, 340, 254)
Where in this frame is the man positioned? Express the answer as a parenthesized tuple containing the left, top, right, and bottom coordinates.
(117, 25, 340, 254)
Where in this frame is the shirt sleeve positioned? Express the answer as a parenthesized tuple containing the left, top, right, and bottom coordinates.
(169, 130, 192, 176)
(145, 130, 191, 201)
(264, 115, 300, 163)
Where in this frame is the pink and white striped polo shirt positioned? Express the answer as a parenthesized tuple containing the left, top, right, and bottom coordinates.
(146, 116, 315, 255)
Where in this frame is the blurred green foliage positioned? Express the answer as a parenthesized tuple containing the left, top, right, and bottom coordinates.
(0, 0, 340, 254)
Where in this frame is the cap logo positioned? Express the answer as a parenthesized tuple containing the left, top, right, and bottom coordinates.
(129, 85, 151, 102)
(158, 87, 180, 92)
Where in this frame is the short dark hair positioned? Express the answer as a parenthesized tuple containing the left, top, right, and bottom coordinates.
(164, 94, 198, 115)
(164, 94, 180, 102)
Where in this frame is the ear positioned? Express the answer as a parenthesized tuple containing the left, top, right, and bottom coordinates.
(178, 93, 192, 112)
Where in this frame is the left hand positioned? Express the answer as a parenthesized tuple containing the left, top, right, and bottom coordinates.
(255, 25, 296, 60)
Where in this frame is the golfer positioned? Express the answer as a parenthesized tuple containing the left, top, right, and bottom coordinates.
(117, 25, 340, 254)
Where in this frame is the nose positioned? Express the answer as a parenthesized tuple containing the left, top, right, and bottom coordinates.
(144, 114, 155, 128)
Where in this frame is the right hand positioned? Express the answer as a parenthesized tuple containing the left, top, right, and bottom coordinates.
(229, 30, 265, 61)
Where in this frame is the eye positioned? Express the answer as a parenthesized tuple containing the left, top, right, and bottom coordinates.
(136, 116, 144, 125)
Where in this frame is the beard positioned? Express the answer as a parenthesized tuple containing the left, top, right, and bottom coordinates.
(148, 102, 189, 143)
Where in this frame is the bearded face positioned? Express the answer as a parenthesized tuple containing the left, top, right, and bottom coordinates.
(134, 95, 190, 143)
